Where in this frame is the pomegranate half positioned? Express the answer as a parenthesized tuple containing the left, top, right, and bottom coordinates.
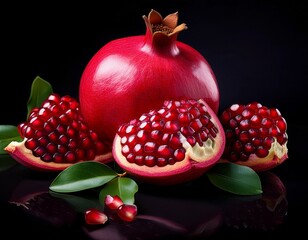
(79, 9, 220, 146)
(112, 99, 225, 185)
(5, 93, 112, 171)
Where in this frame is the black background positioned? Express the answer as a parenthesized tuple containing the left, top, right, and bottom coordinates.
(1, 0, 307, 126)
(1, 0, 308, 239)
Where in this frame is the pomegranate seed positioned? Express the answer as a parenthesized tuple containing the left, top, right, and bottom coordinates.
(84, 209, 108, 225)
(255, 146, 269, 158)
(157, 157, 168, 167)
(117, 204, 138, 222)
(104, 195, 124, 210)
(25, 138, 38, 150)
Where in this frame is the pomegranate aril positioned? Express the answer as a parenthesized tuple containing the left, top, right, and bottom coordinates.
(239, 131, 250, 143)
(256, 146, 269, 158)
(250, 114, 261, 127)
(144, 156, 156, 167)
(144, 142, 157, 153)
(258, 106, 270, 117)
(243, 142, 255, 154)
(29, 117, 44, 130)
(270, 108, 281, 118)
(261, 118, 273, 128)
(174, 148, 185, 161)
(242, 109, 254, 118)
(33, 146, 45, 157)
(53, 153, 64, 163)
(157, 158, 168, 167)
(117, 204, 138, 222)
(85, 209, 108, 225)
(42, 153, 53, 162)
(104, 195, 124, 210)
(25, 138, 38, 150)
(157, 145, 173, 158)
(276, 118, 287, 132)
(135, 156, 144, 165)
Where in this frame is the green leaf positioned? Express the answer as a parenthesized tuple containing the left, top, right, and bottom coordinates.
(27, 76, 53, 118)
(49, 162, 118, 193)
(99, 177, 138, 205)
(207, 162, 263, 195)
(0, 125, 22, 154)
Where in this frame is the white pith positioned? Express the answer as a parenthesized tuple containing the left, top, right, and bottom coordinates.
(180, 132, 215, 162)
(232, 138, 288, 167)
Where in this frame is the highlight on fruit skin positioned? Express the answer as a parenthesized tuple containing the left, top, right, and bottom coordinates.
(219, 101, 288, 172)
(112, 98, 226, 185)
(4, 93, 112, 171)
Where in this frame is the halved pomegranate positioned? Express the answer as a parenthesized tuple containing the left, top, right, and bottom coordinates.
(113, 99, 225, 185)
(219, 102, 288, 172)
(5, 93, 112, 171)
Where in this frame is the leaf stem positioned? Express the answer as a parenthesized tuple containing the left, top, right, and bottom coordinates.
(117, 172, 127, 177)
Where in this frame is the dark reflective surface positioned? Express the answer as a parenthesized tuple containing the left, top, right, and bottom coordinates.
(1, 124, 307, 239)
(1, 0, 307, 239)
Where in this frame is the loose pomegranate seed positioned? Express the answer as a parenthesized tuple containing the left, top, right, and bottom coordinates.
(104, 195, 124, 210)
(19, 93, 108, 164)
(84, 209, 108, 225)
(220, 102, 288, 162)
(117, 99, 220, 167)
(117, 204, 138, 222)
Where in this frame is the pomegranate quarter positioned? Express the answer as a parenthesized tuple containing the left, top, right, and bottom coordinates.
(112, 99, 225, 185)
(219, 102, 288, 172)
(5, 93, 112, 171)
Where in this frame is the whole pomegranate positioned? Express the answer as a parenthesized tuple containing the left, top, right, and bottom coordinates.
(219, 102, 288, 172)
(5, 93, 112, 171)
(79, 9, 220, 146)
(112, 98, 225, 185)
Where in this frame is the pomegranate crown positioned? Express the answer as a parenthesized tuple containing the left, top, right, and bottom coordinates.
(143, 9, 187, 37)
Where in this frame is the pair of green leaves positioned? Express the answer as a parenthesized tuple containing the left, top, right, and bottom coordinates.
(49, 162, 138, 204)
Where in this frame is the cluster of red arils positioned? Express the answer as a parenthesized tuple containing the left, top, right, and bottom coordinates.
(84, 195, 137, 225)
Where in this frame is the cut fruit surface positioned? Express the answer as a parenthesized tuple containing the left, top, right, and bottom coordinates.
(113, 99, 225, 185)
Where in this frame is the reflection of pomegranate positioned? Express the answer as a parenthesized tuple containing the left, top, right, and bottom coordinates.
(219, 102, 288, 171)
(83, 215, 187, 240)
(5, 93, 112, 171)
(79, 9, 220, 145)
(113, 99, 225, 185)
(223, 171, 288, 231)
(10, 191, 78, 228)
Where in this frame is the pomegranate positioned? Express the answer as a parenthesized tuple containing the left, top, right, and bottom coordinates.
(112, 99, 225, 185)
(4, 93, 112, 171)
(219, 102, 288, 172)
(79, 9, 220, 146)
